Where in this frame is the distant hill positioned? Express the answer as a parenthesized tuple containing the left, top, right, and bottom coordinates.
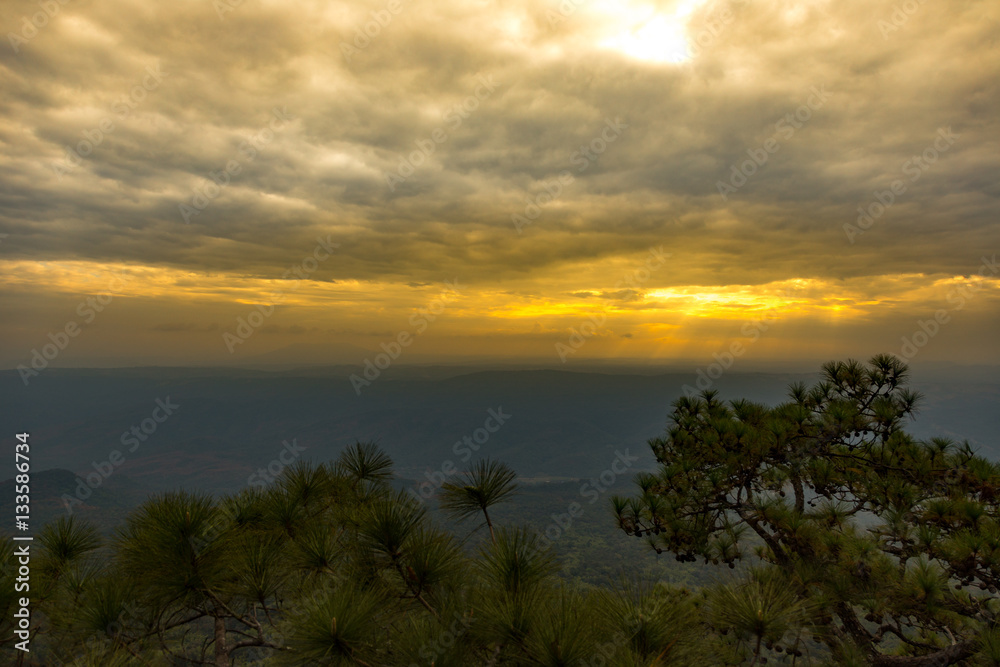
(0, 467, 149, 536)
(237, 342, 376, 368)
(1, 365, 995, 495)
(2, 362, 994, 590)
(0, 466, 713, 589)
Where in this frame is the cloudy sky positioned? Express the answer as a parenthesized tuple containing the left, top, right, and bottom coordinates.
(1, 0, 997, 369)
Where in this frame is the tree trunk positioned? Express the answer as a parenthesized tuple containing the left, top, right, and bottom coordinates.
(214, 615, 231, 667)
(483, 506, 496, 543)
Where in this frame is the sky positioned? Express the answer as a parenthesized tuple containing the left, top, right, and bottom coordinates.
(1, 0, 998, 370)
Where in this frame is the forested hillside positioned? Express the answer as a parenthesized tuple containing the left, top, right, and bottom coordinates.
(2, 357, 999, 665)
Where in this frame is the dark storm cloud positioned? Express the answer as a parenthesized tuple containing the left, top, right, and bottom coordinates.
(0, 0, 997, 288)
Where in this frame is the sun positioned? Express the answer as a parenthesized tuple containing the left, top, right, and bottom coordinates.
(593, 1, 707, 65)
(599, 13, 690, 64)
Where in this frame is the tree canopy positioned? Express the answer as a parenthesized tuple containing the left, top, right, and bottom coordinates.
(614, 354, 1000, 665)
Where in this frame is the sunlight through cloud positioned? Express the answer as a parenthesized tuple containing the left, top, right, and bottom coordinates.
(594, 0, 707, 64)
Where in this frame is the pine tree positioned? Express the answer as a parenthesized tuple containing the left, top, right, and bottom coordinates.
(613, 354, 1000, 665)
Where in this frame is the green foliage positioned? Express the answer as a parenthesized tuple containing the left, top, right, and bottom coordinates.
(279, 581, 388, 666)
(114, 490, 236, 606)
(337, 441, 394, 491)
(5, 358, 997, 666)
(439, 458, 518, 540)
(479, 525, 558, 597)
(523, 588, 601, 666)
(616, 355, 1000, 665)
(708, 569, 814, 662)
(37, 515, 101, 574)
(594, 578, 704, 665)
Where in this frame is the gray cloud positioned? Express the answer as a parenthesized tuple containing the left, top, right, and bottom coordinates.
(0, 0, 997, 366)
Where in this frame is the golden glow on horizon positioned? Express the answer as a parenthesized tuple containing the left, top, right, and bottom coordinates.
(0, 257, 997, 365)
(2, 260, 997, 354)
(647, 279, 807, 317)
